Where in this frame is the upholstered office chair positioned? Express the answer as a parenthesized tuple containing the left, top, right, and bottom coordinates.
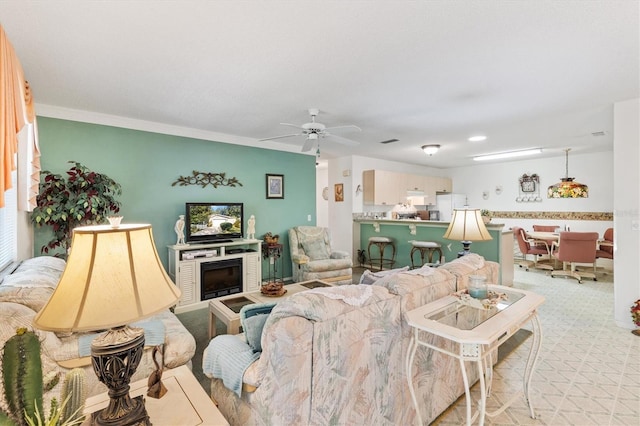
(289, 226, 353, 285)
(596, 228, 614, 260)
(551, 231, 599, 283)
(513, 226, 552, 271)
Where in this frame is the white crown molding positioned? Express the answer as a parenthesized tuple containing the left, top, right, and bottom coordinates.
(35, 103, 307, 155)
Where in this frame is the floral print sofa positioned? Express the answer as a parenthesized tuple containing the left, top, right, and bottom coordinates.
(0, 256, 196, 406)
(205, 254, 499, 425)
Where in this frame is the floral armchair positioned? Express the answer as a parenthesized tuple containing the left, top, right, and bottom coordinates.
(288, 226, 352, 285)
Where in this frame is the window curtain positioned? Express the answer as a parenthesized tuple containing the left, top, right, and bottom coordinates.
(1, 24, 40, 210)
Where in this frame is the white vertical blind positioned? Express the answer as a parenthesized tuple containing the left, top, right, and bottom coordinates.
(0, 168, 18, 271)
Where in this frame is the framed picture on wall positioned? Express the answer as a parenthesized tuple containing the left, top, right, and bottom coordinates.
(334, 183, 344, 202)
(266, 174, 284, 199)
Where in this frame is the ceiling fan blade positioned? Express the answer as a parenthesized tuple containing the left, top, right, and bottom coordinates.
(323, 133, 360, 147)
(259, 133, 303, 141)
(301, 138, 316, 152)
(323, 124, 362, 133)
(279, 122, 306, 130)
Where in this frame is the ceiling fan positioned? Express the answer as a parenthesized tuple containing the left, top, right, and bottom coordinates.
(259, 108, 361, 152)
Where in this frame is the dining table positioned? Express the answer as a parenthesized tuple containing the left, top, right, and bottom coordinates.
(526, 231, 560, 243)
(525, 231, 560, 270)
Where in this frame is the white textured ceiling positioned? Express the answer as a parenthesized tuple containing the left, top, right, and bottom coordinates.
(2, 1, 638, 168)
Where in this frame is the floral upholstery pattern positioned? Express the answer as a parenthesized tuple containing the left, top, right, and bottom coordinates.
(207, 256, 500, 425)
(0, 256, 196, 409)
(439, 253, 500, 291)
(289, 226, 352, 285)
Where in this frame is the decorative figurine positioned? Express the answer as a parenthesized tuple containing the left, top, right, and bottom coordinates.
(147, 345, 167, 399)
(175, 214, 186, 245)
(247, 214, 256, 239)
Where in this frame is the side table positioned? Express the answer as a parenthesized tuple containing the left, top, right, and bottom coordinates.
(405, 285, 544, 426)
(82, 365, 228, 425)
(262, 243, 284, 285)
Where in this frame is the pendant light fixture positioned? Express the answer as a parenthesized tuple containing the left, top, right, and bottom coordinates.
(547, 148, 588, 198)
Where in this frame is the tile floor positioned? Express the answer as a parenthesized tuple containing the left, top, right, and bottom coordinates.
(432, 267, 639, 426)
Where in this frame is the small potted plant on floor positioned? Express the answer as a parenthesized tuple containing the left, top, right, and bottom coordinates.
(631, 299, 640, 336)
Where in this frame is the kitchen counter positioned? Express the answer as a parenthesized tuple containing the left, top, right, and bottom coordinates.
(353, 218, 512, 285)
(353, 217, 506, 229)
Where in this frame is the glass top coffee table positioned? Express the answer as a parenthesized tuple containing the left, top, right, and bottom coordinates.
(208, 280, 333, 339)
(405, 285, 545, 426)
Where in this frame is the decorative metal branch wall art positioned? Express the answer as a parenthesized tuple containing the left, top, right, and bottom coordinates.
(172, 171, 243, 188)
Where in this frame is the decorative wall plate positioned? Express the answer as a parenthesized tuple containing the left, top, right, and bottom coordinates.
(322, 186, 329, 200)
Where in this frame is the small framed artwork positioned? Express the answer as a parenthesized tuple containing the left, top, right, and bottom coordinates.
(334, 183, 344, 202)
(266, 174, 284, 199)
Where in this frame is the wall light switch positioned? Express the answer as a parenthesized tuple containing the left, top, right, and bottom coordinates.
(307, 214, 312, 221)
(342, 169, 351, 177)
(632, 220, 639, 231)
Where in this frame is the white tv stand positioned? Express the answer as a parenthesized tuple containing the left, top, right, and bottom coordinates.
(168, 239, 262, 313)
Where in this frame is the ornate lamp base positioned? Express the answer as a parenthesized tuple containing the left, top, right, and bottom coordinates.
(457, 241, 473, 258)
(91, 326, 150, 426)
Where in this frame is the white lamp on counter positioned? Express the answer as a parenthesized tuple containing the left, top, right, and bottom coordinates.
(443, 209, 493, 257)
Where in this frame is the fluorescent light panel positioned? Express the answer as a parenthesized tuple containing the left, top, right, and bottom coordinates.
(473, 148, 542, 161)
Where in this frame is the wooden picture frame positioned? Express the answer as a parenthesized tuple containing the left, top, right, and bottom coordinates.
(334, 183, 344, 202)
(266, 174, 284, 199)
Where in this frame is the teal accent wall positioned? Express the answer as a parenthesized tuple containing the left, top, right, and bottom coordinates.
(358, 222, 503, 267)
(35, 117, 316, 280)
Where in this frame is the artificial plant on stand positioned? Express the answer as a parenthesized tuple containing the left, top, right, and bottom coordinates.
(31, 161, 122, 257)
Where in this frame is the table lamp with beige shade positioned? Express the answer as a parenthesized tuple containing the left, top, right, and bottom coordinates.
(33, 223, 181, 426)
(443, 209, 493, 257)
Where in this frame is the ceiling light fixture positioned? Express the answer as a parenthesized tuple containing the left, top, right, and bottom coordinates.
(422, 144, 440, 156)
(473, 148, 542, 162)
(468, 135, 487, 142)
(547, 148, 588, 198)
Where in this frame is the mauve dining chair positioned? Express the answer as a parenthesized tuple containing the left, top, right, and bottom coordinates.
(513, 226, 553, 271)
(551, 231, 599, 283)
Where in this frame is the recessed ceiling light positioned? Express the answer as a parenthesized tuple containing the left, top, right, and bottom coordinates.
(468, 135, 487, 142)
(473, 148, 543, 161)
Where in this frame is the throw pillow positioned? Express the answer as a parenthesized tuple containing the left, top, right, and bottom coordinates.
(359, 266, 410, 285)
(240, 302, 277, 353)
(242, 314, 269, 353)
(301, 238, 330, 260)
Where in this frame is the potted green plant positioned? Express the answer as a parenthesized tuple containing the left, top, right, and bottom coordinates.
(480, 209, 491, 224)
(631, 299, 640, 336)
(31, 161, 122, 257)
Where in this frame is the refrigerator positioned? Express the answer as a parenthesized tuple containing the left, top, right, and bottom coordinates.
(436, 193, 467, 221)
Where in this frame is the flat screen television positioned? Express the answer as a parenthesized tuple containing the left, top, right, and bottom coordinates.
(185, 202, 244, 244)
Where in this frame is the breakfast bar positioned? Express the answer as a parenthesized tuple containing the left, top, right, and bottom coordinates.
(353, 218, 514, 285)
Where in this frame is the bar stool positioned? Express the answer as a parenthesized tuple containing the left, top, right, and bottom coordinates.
(409, 240, 443, 269)
(367, 236, 396, 271)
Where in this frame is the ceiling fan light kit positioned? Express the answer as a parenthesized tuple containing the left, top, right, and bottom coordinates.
(422, 144, 440, 156)
(259, 108, 361, 152)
